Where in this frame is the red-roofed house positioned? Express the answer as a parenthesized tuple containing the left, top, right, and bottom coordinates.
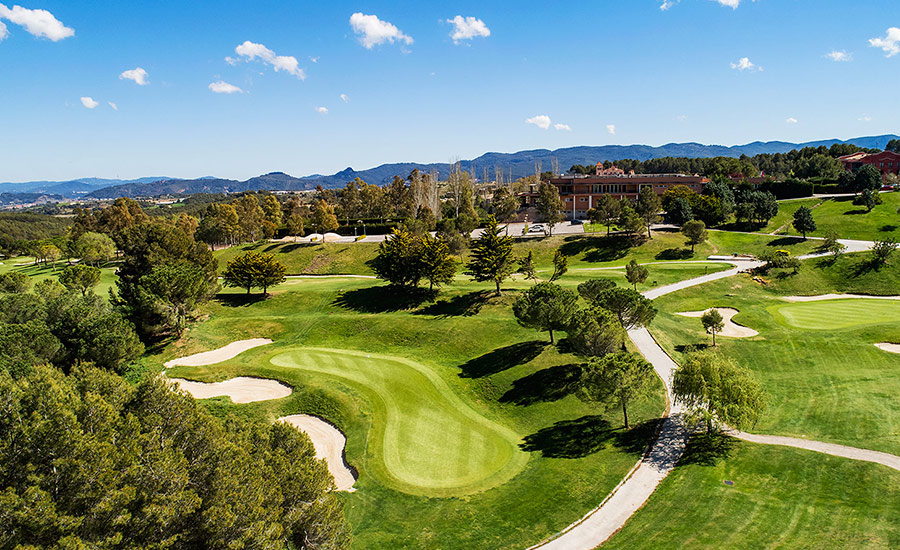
(839, 151, 900, 176)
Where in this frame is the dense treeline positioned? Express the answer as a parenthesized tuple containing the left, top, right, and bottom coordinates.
(0, 365, 348, 549)
(570, 143, 878, 181)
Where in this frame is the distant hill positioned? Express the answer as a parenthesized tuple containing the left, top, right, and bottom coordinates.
(5, 134, 897, 199)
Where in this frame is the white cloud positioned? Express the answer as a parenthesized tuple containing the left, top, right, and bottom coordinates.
(80, 97, 98, 109)
(859, 115, 872, 122)
(0, 3, 73, 41)
(315, 106, 328, 114)
(786, 117, 798, 124)
(825, 50, 852, 62)
(349, 13, 413, 49)
(554, 123, 571, 131)
(731, 57, 761, 71)
(676, 114, 688, 122)
(229, 41, 305, 79)
(606, 124, 616, 135)
(447, 15, 490, 44)
(660, 0, 679, 10)
(869, 27, 900, 58)
(108, 101, 118, 111)
(340, 93, 349, 103)
(309, 56, 319, 63)
(119, 67, 149, 85)
(525, 115, 551, 130)
(208, 80, 243, 94)
(713, 0, 741, 8)
(0, 21, 7, 41)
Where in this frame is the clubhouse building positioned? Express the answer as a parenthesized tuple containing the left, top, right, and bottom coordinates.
(521, 168, 709, 220)
(839, 151, 900, 176)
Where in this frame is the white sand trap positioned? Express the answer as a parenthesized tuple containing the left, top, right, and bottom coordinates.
(279, 414, 357, 492)
(164, 338, 273, 368)
(875, 343, 900, 354)
(677, 308, 759, 338)
(170, 376, 292, 403)
(782, 294, 900, 302)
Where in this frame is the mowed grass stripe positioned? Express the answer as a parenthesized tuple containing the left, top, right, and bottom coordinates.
(270, 347, 529, 496)
(772, 299, 900, 331)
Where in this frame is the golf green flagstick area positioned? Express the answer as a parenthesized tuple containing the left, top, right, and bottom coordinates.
(771, 298, 900, 331)
(269, 347, 529, 496)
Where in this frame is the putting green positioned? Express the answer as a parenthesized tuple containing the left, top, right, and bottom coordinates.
(771, 299, 900, 331)
(270, 347, 529, 497)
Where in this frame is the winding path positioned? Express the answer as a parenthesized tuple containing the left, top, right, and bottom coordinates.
(530, 240, 900, 549)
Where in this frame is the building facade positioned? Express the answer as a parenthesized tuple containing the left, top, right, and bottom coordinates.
(839, 151, 900, 176)
(522, 174, 709, 220)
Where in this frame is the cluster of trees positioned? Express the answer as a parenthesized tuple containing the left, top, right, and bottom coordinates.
(570, 143, 875, 181)
(0, 365, 349, 549)
(586, 189, 658, 238)
(0, 274, 143, 375)
(370, 229, 459, 292)
(222, 252, 287, 295)
(661, 181, 778, 228)
(512, 276, 658, 428)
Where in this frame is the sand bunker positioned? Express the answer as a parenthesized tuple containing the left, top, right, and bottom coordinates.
(164, 338, 273, 368)
(782, 294, 900, 303)
(677, 308, 759, 338)
(875, 343, 900, 354)
(170, 376, 292, 403)
(279, 415, 357, 492)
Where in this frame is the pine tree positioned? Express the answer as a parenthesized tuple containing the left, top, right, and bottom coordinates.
(420, 235, 458, 291)
(465, 215, 514, 296)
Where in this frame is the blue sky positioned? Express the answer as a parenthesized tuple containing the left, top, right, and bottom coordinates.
(1, 0, 899, 182)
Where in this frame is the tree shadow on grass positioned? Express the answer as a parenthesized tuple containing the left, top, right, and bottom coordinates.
(675, 344, 710, 353)
(656, 247, 694, 260)
(678, 432, 736, 466)
(215, 293, 270, 307)
(880, 225, 898, 233)
(415, 290, 493, 318)
(458, 340, 547, 378)
(500, 363, 583, 406)
(519, 416, 661, 458)
(333, 285, 435, 313)
(842, 209, 868, 216)
(558, 235, 635, 264)
(766, 236, 807, 248)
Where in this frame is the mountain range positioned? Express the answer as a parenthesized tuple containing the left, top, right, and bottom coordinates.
(2, 134, 896, 201)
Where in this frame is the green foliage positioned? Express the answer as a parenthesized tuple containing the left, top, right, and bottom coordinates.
(618, 203, 645, 236)
(566, 306, 625, 358)
(492, 187, 520, 223)
(512, 282, 578, 344)
(673, 349, 766, 433)
(143, 263, 211, 335)
(821, 230, 845, 259)
(0, 320, 60, 377)
(625, 259, 649, 290)
(681, 219, 707, 253)
(734, 190, 778, 225)
(791, 206, 817, 238)
(537, 182, 565, 232)
(74, 231, 115, 266)
(586, 285, 657, 330)
(312, 199, 340, 235)
(550, 249, 568, 282)
(517, 251, 537, 282)
(852, 188, 882, 212)
(465, 215, 515, 295)
(578, 351, 656, 429)
(886, 139, 900, 153)
(700, 309, 725, 346)
(419, 234, 458, 291)
(58, 264, 101, 297)
(872, 238, 898, 268)
(0, 271, 32, 294)
(855, 164, 883, 192)
(588, 194, 621, 236)
(0, 365, 349, 549)
(634, 186, 662, 238)
(576, 278, 616, 303)
(667, 197, 693, 226)
(370, 229, 424, 289)
(221, 251, 288, 296)
(113, 220, 219, 340)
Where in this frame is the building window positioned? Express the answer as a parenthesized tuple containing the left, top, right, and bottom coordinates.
(579, 197, 587, 202)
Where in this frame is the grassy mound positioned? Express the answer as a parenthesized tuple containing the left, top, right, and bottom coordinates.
(764, 192, 900, 240)
(270, 347, 528, 496)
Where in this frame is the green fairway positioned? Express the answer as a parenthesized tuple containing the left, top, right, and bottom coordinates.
(603, 437, 900, 550)
(648, 259, 900, 455)
(270, 347, 528, 496)
(772, 299, 900, 331)
(763, 192, 900, 240)
(0, 257, 119, 297)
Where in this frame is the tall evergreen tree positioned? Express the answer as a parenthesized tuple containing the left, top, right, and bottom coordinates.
(465, 215, 515, 296)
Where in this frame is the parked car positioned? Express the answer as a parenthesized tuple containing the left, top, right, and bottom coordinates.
(881, 185, 894, 191)
(571, 219, 588, 225)
(528, 224, 545, 233)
